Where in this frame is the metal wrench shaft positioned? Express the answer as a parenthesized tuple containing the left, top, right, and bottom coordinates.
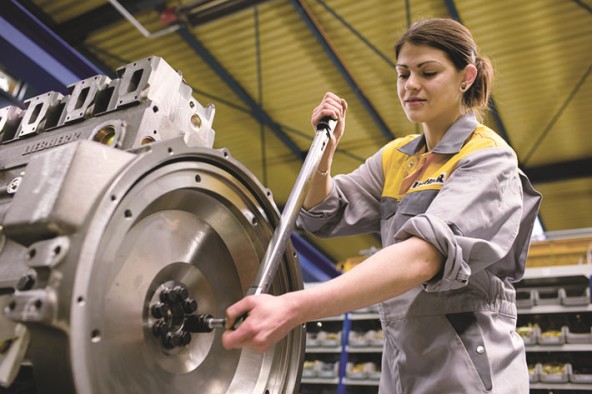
(200, 118, 336, 330)
(247, 117, 337, 296)
(205, 317, 227, 330)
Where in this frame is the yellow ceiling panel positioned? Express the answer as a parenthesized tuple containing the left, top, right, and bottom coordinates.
(535, 178, 592, 231)
(34, 0, 104, 22)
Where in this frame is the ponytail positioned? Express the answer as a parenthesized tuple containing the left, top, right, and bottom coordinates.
(463, 56, 494, 118)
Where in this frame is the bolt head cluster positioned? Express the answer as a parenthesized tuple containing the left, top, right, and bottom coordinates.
(149, 284, 198, 349)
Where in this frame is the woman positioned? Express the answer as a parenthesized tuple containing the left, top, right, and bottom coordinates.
(223, 18, 541, 393)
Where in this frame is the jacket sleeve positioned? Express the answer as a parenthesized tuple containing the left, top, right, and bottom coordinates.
(297, 149, 385, 237)
(394, 147, 541, 292)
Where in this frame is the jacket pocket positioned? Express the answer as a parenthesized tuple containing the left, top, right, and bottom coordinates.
(390, 190, 439, 232)
(380, 197, 399, 220)
(445, 312, 493, 391)
(397, 189, 439, 215)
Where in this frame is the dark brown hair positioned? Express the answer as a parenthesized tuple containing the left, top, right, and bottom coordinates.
(395, 18, 493, 116)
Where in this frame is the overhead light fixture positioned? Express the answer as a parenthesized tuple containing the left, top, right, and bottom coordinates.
(109, 0, 272, 39)
(108, 0, 180, 39)
(177, 0, 272, 26)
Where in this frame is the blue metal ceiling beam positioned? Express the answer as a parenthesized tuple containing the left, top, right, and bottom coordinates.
(522, 64, 591, 165)
(0, 0, 100, 94)
(176, 27, 304, 162)
(291, 0, 395, 141)
(571, 0, 592, 13)
(526, 156, 592, 184)
(316, 0, 396, 69)
(443, 0, 512, 145)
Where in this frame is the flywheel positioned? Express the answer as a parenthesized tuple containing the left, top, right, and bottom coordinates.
(64, 140, 305, 393)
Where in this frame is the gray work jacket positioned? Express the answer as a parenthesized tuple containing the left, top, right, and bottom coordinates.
(298, 114, 542, 393)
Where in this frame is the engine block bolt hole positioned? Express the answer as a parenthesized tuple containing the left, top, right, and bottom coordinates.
(93, 126, 116, 145)
(16, 273, 36, 291)
(91, 329, 101, 343)
(190, 114, 202, 129)
(141, 136, 155, 145)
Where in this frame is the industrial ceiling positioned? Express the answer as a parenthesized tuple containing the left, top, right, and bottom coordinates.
(6, 0, 592, 265)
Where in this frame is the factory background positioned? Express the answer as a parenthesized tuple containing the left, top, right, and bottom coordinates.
(0, 0, 590, 393)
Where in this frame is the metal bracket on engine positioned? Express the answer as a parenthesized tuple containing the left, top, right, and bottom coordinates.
(4, 289, 56, 324)
(61, 75, 112, 125)
(24, 236, 70, 269)
(17, 92, 65, 139)
(0, 321, 30, 388)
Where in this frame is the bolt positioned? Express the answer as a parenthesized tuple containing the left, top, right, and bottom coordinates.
(163, 332, 179, 349)
(151, 302, 168, 319)
(174, 286, 189, 300)
(168, 288, 181, 302)
(7, 177, 22, 194)
(151, 321, 166, 337)
(16, 273, 36, 291)
(183, 298, 197, 314)
(179, 331, 192, 346)
(159, 288, 173, 303)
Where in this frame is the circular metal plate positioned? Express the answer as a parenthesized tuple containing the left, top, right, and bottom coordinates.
(69, 142, 304, 393)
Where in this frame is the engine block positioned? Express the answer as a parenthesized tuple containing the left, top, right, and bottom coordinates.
(0, 57, 303, 394)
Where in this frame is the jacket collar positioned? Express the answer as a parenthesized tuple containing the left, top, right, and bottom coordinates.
(398, 113, 480, 155)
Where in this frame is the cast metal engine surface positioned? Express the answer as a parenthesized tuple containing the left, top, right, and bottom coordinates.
(0, 56, 305, 393)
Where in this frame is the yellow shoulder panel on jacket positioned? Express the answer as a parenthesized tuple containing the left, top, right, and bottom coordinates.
(381, 134, 420, 176)
(380, 125, 515, 201)
(460, 124, 511, 154)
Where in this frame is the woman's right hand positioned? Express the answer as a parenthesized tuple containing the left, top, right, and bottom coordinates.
(311, 92, 348, 152)
(304, 92, 348, 209)
(221, 293, 301, 352)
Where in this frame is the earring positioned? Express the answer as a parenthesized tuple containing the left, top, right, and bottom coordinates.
(460, 82, 468, 92)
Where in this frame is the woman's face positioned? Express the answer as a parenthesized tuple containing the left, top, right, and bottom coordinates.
(396, 43, 466, 132)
